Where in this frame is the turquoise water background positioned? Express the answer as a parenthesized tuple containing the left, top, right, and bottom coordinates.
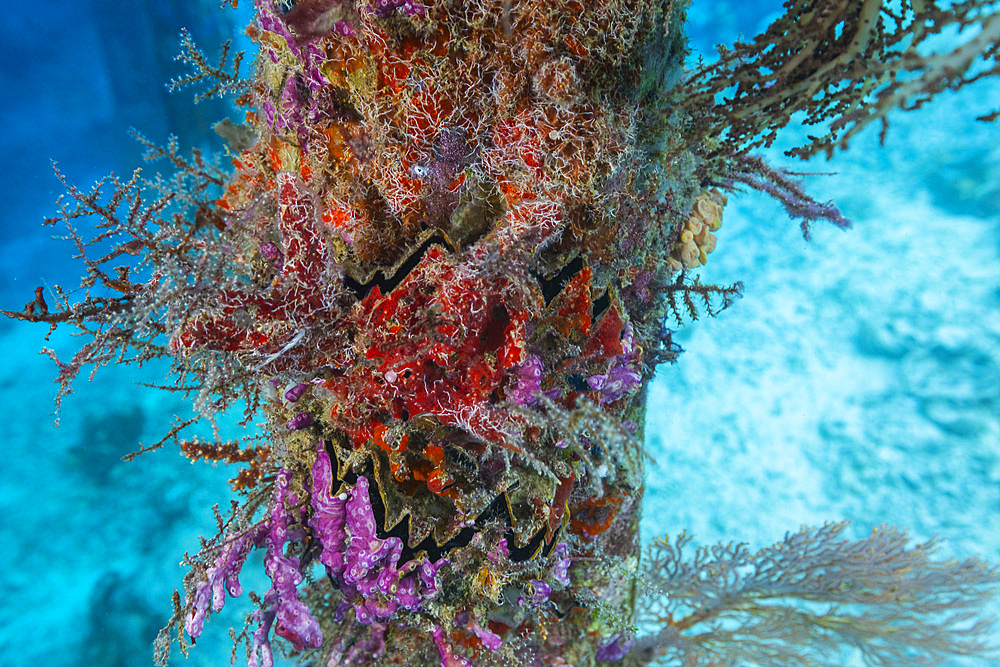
(1, 2, 998, 665)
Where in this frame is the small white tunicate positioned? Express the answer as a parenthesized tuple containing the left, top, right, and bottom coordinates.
(261, 380, 278, 400)
(312, 384, 336, 401)
(385, 370, 398, 383)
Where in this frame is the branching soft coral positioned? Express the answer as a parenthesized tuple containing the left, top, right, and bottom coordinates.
(676, 0, 1000, 159)
(632, 522, 1000, 665)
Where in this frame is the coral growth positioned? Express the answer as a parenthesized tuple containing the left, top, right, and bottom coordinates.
(151, 2, 687, 662)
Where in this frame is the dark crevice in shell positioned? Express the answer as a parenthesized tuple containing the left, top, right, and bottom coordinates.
(322, 441, 560, 567)
(533, 254, 584, 306)
(342, 231, 457, 300)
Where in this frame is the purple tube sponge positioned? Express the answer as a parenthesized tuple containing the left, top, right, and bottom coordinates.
(432, 626, 472, 667)
(344, 623, 388, 664)
(310, 443, 349, 576)
(273, 597, 324, 652)
(250, 468, 323, 667)
(470, 620, 502, 651)
(249, 607, 275, 667)
(311, 470, 447, 625)
(418, 558, 447, 596)
(339, 476, 448, 623)
(184, 524, 266, 639)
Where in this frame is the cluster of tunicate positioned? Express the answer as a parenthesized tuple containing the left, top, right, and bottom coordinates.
(367, 0, 426, 18)
(667, 188, 727, 273)
(587, 323, 643, 405)
(505, 354, 544, 405)
(310, 444, 447, 625)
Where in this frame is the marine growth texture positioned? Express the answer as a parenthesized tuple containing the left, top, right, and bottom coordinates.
(170, 1, 695, 664)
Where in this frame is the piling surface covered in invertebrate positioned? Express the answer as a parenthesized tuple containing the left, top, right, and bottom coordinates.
(159, 1, 705, 664)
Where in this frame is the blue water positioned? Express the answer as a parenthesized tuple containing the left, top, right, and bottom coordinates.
(1, 3, 998, 665)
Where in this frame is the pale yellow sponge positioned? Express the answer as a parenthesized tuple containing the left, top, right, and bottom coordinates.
(667, 188, 727, 274)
